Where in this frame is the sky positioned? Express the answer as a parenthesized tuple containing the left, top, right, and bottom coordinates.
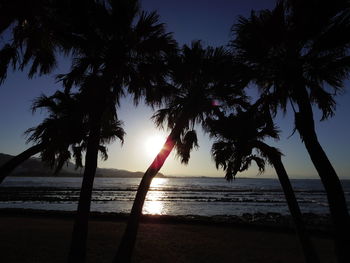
(0, 0, 349, 179)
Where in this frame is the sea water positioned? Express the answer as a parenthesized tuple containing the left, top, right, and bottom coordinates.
(0, 177, 349, 216)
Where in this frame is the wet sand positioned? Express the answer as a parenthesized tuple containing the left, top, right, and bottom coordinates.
(0, 211, 336, 263)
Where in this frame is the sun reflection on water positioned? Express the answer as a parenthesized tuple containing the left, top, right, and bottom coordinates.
(142, 178, 168, 215)
(143, 200, 164, 215)
(150, 178, 169, 189)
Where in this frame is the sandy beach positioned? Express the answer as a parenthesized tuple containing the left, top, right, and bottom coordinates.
(0, 210, 336, 263)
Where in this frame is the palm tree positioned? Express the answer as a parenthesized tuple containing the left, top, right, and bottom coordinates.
(0, 6, 176, 262)
(0, 90, 125, 184)
(231, 1, 350, 261)
(206, 102, 319, 263)
(0, 91, 85, 183)
(0, 0, 92, 84)
(55, 1, 177, 261)
(114, 41, 246, 262)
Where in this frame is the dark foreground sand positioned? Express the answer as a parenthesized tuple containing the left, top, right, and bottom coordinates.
(0, 212, 336, 263)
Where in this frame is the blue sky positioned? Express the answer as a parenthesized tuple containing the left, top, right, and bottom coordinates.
(0, 0, 349, 179)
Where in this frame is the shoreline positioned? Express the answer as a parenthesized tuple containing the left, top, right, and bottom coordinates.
(5, 175, 350, 180)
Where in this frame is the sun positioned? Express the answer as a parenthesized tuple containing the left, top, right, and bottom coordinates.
(144, 135, 166, 158)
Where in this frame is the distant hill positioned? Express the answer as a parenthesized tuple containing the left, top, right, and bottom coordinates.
(0, 153, 164, 178)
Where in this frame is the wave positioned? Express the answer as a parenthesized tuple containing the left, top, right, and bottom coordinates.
(0, 186, 333, 194)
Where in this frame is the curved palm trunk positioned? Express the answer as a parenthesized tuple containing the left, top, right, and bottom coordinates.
(265, 147, 319, 263)
(113, 113, 188, 263)
(68, 111, 102, 263)
(295, 87, 350, 263)
(0, 143, 45, 184)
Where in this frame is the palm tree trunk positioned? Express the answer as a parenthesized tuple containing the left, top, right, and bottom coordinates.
(267, 149, 319, 263)
(113, 114, 188, 263)
(0, 143, 45, 184)
(68, 111, 102, 263)
(295, 87, 350, 263)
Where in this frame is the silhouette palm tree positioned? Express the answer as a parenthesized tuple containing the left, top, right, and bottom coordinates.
(0, 0, 93, 83)
(0, 2, 173, 261)
(114, 41, 246, 262)
(0, 91, 86, 183)
(0, 90, 125, 184)
(231, 1, 350, 261)
(55, 1, 177, 262)
(206, 101, 319, 263)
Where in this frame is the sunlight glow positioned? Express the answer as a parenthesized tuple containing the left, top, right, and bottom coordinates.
(143, 200, 165, 215)
(150, 178, 169, 189)
(142, 178, 169, 215)
(144, 135, 166, 159)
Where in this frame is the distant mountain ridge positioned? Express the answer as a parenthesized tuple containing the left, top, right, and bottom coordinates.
(0, 153, 164, 178)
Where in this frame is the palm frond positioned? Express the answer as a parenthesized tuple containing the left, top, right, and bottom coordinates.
(309, 85, 336, 120)
(0, 44, 18, 84)
(99, 145, 108, 161)
(231, 0, 349, 125)
(175, 130, 199, 164)
(53, 149, 72, 175)
(72, 145, 84, 169)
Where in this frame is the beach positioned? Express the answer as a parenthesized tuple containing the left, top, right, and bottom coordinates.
(0, 210, 336, 263)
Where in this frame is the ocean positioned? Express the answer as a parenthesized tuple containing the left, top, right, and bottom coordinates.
(0, 177, 349, 216)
